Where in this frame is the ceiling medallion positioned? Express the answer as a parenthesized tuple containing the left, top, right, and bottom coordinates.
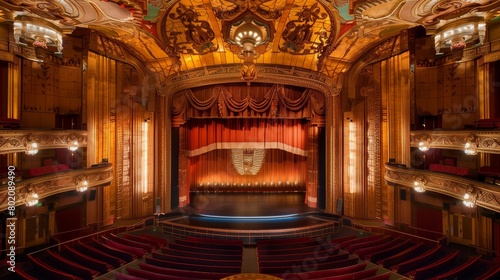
(222, 12, 274, 85)
(168, 3, 217, 54)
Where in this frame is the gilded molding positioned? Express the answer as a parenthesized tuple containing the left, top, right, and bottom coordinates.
(410, 130, 500, 154)
(385, 164, 500, 213)
(161, 65, 338, 97)
(0, 164, 113, 211)
(0, 130, 87, 154)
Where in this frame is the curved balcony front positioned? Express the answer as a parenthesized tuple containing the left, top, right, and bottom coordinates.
(0, 129, 87, 154)
(385, 163, 500, 213)
(0, 164, 112, 211)
(410, 130, 500, 154)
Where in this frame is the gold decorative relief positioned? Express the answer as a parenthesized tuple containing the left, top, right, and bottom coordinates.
(385, 164, 500, 213)
(0, 164, 112, 211)
(167, 4, 217, 54)
(410, 130, 500, 154)
(0, 130, 87, 154)
(279, 3, 328, 55)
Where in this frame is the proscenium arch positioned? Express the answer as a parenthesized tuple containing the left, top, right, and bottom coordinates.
(159, 64, 340, 98)
(166, 69, 335, 209)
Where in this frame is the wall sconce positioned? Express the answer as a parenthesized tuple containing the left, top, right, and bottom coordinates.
(76, 178, 89, 192)
(463, 186, 477, 208)
(68, 140, 79, 151)
(464, 134, 478, 155)
(413, 177, 426, 193)
(25, 185, 39, 207)
(25, 134, 39, 155)
(418, 134, 431, 152)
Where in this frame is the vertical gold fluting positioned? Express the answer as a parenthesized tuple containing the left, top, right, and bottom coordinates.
(477, 63, 489, 167)
(155, 94, 171, 212)
(366, 67, 382, 220)
(178, 126, 188, 207)
(307, 125, 318, 207)
(380, 53, 410, 225)
(87, 52, 117, 225)
(325, 95, 336, 214)
(7, 57, 21, 167)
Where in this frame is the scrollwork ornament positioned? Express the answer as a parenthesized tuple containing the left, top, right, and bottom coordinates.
(168, 3, 217, 54)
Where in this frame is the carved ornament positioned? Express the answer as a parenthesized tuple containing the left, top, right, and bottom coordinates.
(161, 64, 338, 97)
(410, 130, 500, 154)
(385, 163, 500, 213)
(0, 130, 87, 154)
(0, 164, 112, 211)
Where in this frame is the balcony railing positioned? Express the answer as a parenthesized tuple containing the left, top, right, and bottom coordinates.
(0, 129, 87, 154)
(385, 163, 500, 213)
(0, 164, 112, 211)
(410, 130, 500, 154)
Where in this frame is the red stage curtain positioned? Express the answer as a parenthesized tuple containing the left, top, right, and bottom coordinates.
(186, 119, 308, 156)
(185, 119, 308, 191)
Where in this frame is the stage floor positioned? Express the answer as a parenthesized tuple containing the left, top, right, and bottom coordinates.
(189, 192, 316, 217)
(168, 193, 329, 231)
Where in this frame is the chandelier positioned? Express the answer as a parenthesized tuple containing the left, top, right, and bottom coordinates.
(13, 16, 64, 54)
(224, 14, 272, 85)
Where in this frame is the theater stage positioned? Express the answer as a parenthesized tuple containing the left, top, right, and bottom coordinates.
(161, 193, 338, 244)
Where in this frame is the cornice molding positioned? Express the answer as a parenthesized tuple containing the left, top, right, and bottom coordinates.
(0, 164, 113, 211)
(410, 130, 500, 154)
(161, 65, 338, 97)
(385, 164, 500, 213)
(0, 130, 87, 154)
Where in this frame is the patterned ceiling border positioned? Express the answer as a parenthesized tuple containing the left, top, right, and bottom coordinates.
(385, 164, 500, 213)
(161, 64, 340, 97)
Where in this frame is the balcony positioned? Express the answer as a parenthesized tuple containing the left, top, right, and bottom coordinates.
(385, 163, 500, 213)
(0, 163, 112, 211)
(0, 130, 87, 154)
(410, 130, 500, 154)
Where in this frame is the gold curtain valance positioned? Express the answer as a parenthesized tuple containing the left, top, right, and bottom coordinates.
(171, 84, 325, 126)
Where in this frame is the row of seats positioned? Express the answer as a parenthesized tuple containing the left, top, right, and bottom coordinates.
(15, 233, 165, 279)
(257, 235, 391, 280)
(120, 236, 244, 279)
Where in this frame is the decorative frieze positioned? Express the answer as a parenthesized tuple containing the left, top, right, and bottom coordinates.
(162, 64, 338, 97)
(385, 163, 500, 213)
(0, 164, 112, 211)
(410, 130, 500, 154)
(0, 130, 87, 154)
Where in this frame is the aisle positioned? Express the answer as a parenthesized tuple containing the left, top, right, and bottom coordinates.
(241, 246, 259, 273)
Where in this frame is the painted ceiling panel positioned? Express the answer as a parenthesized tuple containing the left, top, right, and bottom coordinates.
(1, 0, 500, 88)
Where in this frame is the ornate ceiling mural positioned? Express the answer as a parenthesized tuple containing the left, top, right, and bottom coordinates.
(1, 0, 500, 92)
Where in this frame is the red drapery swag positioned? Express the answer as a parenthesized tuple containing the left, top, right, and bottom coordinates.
(171, 84, 325, 127)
